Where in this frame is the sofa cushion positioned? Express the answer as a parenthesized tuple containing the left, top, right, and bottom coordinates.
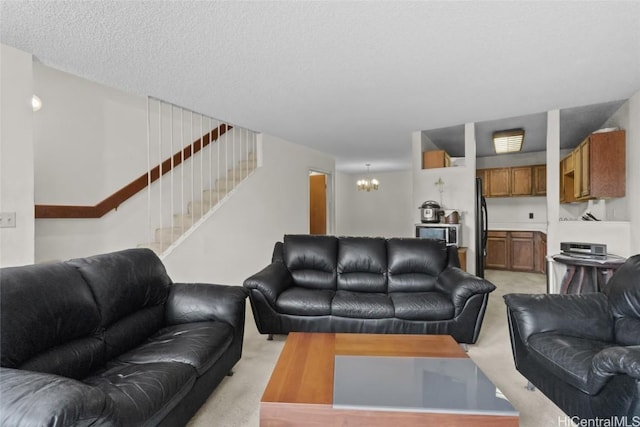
(103, 306, 165, 360)
(276, 287, 334, 316)
(528, 332, 615, 395)
(0, 262, 103, 377)
(85, 362, 196, 426)
(68, 248, 172, 328)
(0, 367, 115, 427)
(283, 235, 338, 290)
(391, 292, 455, 320)
(19, 337, 105, 380)
(331, 291, 394, 319)
(337, 237, 387, 292)
(112, 322, 233, 376)
(387, 238, 447, 293)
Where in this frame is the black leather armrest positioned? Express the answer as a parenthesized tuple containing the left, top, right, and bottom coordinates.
(436, 267, 496, 315)
(0, 367, 114, 427)
(165, 283, 248, 329)
(588, 346, 640, 393)
(503, 293, 613, 344)
(243, 261, 293, 306)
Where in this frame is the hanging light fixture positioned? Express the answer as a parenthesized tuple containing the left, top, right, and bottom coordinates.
(357, 163, 379, 191)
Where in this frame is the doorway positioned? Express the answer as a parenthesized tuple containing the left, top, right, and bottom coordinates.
(309, 171, 328, 234)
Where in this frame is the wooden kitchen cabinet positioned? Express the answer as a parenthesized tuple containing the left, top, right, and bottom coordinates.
(510, 167, 533, 196)
(486, 231, 509, 269)
(487, 168, 511, 197)
(486, 230, 546, 273)
(534, 232, 547, 274)
(560, 158, 577, 203)
(478, 165, 545, 197)
(510, 231, 535, 271)
(423, 150, 451, 169)
(476, 169, 489, 196)
(561, 130, 626, 203)
(533, 164, 546, 196)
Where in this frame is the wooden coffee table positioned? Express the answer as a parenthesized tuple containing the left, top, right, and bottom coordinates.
(260, 332, 518, 426)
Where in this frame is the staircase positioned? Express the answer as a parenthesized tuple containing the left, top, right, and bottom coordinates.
(139, 151, 257, 255)
(134, 97, 259, 256)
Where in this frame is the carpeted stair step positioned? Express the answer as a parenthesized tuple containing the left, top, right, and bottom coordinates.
(154, 227, 183, 245)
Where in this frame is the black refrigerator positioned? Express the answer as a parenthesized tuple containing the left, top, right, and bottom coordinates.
(475, 177, 488, 278)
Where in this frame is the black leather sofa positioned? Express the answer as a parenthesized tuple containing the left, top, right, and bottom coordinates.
(0, 248, 248, 427)
(243, 235, 496, 344)
(504, 254, 640, 420)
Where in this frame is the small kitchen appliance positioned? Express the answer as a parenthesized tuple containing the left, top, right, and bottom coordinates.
(415, 223, 461, 247)
(420, 201, 443, 223)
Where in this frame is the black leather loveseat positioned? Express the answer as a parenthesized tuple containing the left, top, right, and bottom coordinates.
(0, 248, 248, 427)
(243, 235, 496, 344)
(504, 254, 640, 421)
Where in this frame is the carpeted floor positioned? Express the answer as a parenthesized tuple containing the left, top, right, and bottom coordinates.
(187, 270, 568, 427)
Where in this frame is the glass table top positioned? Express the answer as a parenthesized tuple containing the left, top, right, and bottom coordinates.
(333, 355, 517, 416)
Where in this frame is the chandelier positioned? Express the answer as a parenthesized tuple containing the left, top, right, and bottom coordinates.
(357, 163, 379, 191)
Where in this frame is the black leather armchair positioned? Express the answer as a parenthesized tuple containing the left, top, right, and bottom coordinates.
(244, 235, 496, 343)
(504, 254, 640, 420)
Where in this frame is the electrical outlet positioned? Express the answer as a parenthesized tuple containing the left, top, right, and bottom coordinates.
(528, 212, 534, 219)
(0, 212, 16, 228)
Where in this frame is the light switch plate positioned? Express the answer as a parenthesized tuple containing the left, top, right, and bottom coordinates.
(0, 212, 16, 228)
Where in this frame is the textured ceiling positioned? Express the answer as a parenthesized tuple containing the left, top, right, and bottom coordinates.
(1, 1, 639, 173)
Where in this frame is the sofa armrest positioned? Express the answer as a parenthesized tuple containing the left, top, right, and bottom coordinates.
(243, 261, 293, 306)
(165, 283, 248, 329)
(436, 267, 496, 315)
(0, 367, 115, 427)
(588, 346, 640, 393)
(503, 293, 613, 344)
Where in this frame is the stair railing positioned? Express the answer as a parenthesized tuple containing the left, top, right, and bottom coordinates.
(145, 97, 258, 254)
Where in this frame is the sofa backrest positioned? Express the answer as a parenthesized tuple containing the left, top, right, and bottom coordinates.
(387, 238, 448, 293)
(603, 254, 640, 346)
(0, 262, 104, 379)
(283, 235, 338, 290)
(337, 237, 387, 292)
(67, 248, 173, 360)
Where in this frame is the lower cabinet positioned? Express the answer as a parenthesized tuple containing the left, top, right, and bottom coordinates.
(486, 230, 546, 273)
(510, 232, 535, 271)
(486, 231, 509, 269)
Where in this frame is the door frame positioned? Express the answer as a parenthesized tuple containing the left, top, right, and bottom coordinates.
(308, 169, 334, 235)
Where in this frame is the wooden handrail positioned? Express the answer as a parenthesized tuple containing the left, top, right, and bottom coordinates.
(35, 124, 232, 219)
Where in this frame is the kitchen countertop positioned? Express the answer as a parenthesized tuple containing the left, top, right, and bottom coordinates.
(488, 222, 547, 233)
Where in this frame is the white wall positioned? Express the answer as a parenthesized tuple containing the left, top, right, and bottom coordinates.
(33, 63, 148, 204)
(335, 170, 413, 238)
(30, 62, 336, 273)
(32, 63, 152, 262)
(0, 44, 35, 267)
(162, 134, 335, 284)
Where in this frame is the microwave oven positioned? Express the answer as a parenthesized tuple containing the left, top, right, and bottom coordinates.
(415, 223, 461, 247)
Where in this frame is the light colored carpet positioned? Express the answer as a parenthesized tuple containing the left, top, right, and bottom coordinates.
(188, 270, 568, 427)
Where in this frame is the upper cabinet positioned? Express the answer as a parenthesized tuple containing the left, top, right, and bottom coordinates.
(560, 130, 625, 203)
(532, 165, 547, 196)
(420, 125, 465, 169)
(422, 150, 451, 169)
(477, 164, 546, 198)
